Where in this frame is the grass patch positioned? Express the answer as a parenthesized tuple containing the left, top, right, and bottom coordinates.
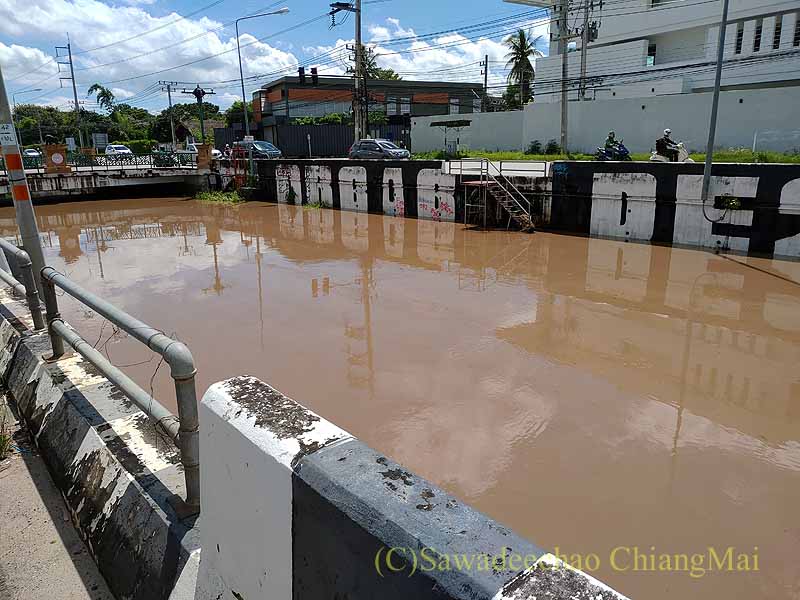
(195, 190, 244, 204)
(304, 201, 329, 209)
(413, 148, 800, 164)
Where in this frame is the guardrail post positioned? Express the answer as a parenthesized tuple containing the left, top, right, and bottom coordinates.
(17, 256, 45, 331)
(164, 341, 201, 516)
(40, 272, 65, 358)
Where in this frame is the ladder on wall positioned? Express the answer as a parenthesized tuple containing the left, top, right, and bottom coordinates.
(459, 159, 535, 232)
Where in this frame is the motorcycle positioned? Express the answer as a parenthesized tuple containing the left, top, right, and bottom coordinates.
(595, 142, 632, 161)
(649, 142, 694, 163)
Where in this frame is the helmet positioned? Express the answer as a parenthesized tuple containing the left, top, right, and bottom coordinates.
(664, 129, 672, 136)
(608, 131, 615, 137)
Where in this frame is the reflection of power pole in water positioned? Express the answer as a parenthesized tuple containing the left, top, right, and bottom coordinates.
(203, 222, 225, 295)
(178, 223, 195, 256)
(93, 226, 107, 279)
(344, 255, 375, 399)
(255, 236, 265, 350)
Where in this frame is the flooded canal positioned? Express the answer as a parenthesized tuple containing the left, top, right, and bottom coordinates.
(1, 197, 798, 600)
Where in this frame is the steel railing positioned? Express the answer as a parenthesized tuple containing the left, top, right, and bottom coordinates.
(1, 152, 199, 174)
(0, 239, 45, 330)
(40, 267, 200, 516)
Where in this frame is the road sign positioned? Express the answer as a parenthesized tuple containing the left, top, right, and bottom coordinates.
(243, 135, 254, 142)
(0, 123, 16, 146)
(92, 132, 109, 150)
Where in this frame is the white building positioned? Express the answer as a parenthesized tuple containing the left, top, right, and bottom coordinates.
(505, 0, 800, 103)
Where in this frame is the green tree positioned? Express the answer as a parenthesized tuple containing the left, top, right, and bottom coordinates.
(347, 45, 402, 80)
(87, 83, 115, 112)
(504, 29, 544, 105)
(224, 101, 253, 127)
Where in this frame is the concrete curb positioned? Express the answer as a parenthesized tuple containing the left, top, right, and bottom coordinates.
(198, 376, 632, 600)
(0, 289, 199, 600)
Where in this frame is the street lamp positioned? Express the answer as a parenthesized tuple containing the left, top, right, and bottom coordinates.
(12, 88, 43, 144)
(236, 7, 290, 138)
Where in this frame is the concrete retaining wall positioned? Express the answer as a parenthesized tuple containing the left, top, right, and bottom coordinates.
(197, 376, 630, 600)
(253, 159, 463, 223)
(412, 86, 800, 154)
(0, 288, 199, 600)
(548, 161, 800, 258)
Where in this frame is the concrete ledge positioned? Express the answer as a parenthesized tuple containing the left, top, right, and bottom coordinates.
(0, 289, 199, 600)
(199, 376, 631, 600)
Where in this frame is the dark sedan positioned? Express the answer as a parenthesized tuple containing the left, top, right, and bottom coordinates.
(234, 140, 282, 159)
(348, 139, 410, 160)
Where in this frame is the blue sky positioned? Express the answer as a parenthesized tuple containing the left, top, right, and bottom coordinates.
(0, 0, 550, 112)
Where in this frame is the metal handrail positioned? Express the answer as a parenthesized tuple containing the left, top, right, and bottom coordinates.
(40, 266, 200, 516)
(483, 159, 532, 217)
(0, 239, 45, 330)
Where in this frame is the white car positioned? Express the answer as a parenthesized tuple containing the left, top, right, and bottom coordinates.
(105, 144, 133, 155)
(181, 143, 222, 159)
(22, 148, 42, 158)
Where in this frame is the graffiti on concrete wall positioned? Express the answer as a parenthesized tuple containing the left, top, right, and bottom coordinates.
(339, 166, 368, 213)
(383, 168, 405, 217)
(276, 164, 302, 204)
(305, 165, 333, 208)
(417, 170, 456, 222)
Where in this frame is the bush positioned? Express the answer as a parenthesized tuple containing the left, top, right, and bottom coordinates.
(195, 190, 243, 204)
(525, 140, 543, 155)
(110, 139, 157, 154)
(544, 139, 561, 155)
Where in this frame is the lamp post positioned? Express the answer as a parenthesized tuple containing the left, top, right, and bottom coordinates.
(12, 89, 43, 146)
(236, 7, 290, 138)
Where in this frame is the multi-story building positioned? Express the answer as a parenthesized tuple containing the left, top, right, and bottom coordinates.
(505, 0, 800, 103)
(253, 75, 484, 134)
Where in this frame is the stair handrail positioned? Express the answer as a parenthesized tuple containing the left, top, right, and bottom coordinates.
(482, 159, 532, 218)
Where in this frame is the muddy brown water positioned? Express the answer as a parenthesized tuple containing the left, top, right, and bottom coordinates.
(1, 198, 798, 600)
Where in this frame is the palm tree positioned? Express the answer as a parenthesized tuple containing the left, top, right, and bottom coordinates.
(87, 83, 115, 113)
(505, 29, 544, 106)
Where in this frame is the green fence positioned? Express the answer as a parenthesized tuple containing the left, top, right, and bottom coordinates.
(1, 152, 198, 172)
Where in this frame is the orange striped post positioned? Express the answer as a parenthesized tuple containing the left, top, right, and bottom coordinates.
(1, 62, 47, 299)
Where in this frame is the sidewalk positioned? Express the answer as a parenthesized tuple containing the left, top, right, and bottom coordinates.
(0, 397, 114, 600)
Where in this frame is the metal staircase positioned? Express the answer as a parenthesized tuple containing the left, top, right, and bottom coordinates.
(458, 159, 535, 232)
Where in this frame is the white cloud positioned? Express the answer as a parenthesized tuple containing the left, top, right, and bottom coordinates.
(0, 0, 298, 111)
(0, 4, 549, 113)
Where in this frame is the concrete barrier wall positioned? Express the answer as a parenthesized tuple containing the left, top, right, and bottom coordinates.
(197, 376, 630, 600)
(412, 86, 800, 154)
(254, 159, 463, 223)
(0, 289, 199, 600)
(548, 161, 800, 258)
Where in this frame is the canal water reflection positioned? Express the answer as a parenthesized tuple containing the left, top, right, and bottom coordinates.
(1, 198, 798, 600)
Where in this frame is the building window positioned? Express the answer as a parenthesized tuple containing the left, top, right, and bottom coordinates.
(735, 22, 744, 54)
(773, 15, 783, 49)
(753, 18, 763, 52)
(400, 97, 411, 114)
(795, 13, 800, 46)
(386, 96, 398, 116)
(647, 43, 656, 66)
(449, 98, 460, 115)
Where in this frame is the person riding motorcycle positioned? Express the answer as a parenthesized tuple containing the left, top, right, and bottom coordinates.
(655, 129, 680, 162)
(605, 131, 618, 150)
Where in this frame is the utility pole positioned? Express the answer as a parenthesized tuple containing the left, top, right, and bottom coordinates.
(481, 54, 489, 112)
(56, 35, 84, 148)
(700, 0, 731, 210)
(0, 63, 47, 299)
(331, 1, 364, 140)
(160, 81, 178, 149)
(181, 86, 215, 144)
(579, 0, 590, 100)
(558, 0, 570, 152)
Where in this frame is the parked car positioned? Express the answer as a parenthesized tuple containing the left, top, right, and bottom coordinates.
(233, 140, 282, 159)
(22, 148, 42, 158)
(104, 144, 133, 155)
(348, 139, 410, 160)
(181, 143, 222, 159)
